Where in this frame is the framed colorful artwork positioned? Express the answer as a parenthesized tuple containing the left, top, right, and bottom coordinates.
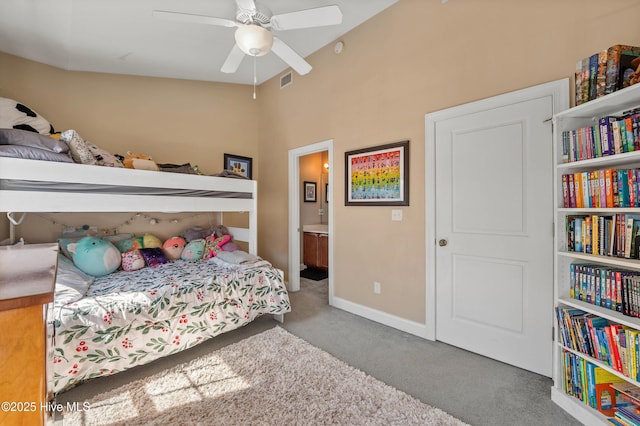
(304, 181, 317, 202)
(223, 153, 253, 179)
(344, 140, 409, 206)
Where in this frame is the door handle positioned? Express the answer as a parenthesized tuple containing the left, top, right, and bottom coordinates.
(438, 239, 448, 247)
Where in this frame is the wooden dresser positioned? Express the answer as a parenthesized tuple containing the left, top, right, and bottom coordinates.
(0, 243, 58, 426)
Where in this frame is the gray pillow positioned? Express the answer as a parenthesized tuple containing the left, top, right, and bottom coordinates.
(0, 128, 69, 153)
(55, 254, 94, 306)
(0, 145, 73, 162)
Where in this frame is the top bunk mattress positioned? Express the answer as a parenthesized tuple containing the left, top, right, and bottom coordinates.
(0, 157, 257, 213)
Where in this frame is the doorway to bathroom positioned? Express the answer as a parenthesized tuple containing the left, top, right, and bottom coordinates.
(299, 149, 328, 282)
(287, 140, 333, 303)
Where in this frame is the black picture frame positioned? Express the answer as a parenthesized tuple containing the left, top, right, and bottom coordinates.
(304, 181, 317, 202)
(344, 140, 410, 206)
(224, 153, 253, 179)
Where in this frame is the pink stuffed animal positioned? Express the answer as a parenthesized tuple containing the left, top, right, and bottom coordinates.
(162, 236, 187, 260)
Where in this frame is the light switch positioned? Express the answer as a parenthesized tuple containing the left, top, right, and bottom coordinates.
(391, 209, 403, 221)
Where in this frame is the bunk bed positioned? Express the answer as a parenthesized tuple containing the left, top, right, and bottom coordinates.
(0, 157, 291, 394)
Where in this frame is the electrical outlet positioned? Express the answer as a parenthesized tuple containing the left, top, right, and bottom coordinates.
(374, 281, 381, 294)
(391, 209, 403, 221)
(318, 208, 325, 216)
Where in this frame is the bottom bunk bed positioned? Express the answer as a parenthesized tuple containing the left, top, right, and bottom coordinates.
(52, 253, 290, 394)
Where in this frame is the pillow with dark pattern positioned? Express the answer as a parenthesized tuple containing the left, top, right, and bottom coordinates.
(0, 97, 55, 135)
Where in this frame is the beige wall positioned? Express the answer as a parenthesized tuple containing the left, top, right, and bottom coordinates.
(1, 0, 640, 326)
(0, 53, 258, 176)
(256, 0, 640, 324)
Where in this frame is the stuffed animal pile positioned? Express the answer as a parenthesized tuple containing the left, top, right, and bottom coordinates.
(63, 226, 238, 276)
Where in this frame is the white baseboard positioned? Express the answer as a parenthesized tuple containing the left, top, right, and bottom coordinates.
(331, 296, 432, 340)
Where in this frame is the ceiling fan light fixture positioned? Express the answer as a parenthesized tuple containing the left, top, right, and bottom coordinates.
(235, 25, 273, 57)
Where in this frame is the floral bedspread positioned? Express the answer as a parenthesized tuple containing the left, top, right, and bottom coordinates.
(51, 258, 290, 394)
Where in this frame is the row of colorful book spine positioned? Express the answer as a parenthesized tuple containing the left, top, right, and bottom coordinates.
(574, 45, 640, 107)
(570, 264, 640, 318)
(556, 306, 640, 380)
(607, 382, 640, 425)
(561, 350, 626, 416)
(561, 110, 640, 163)
(566, 214, 640, 259)
(562, 168, 640, 208)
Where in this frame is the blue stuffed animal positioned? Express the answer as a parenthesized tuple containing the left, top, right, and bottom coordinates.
(181, 238, 205, 260)
(68, 236, 121, 277)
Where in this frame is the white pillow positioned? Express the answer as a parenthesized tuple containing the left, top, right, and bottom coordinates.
(55, 254, 94, 305)
(60, 129, 96, 165)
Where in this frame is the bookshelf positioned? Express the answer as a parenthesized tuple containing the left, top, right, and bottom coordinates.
(553, 83, 640, 425)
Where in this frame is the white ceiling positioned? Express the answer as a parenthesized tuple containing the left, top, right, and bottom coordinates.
(0, 0, 398, 85)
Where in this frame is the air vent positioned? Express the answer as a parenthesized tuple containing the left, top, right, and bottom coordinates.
(280, 71, 292, 89)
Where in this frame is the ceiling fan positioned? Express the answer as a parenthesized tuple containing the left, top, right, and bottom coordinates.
(153, 0, 343, 76)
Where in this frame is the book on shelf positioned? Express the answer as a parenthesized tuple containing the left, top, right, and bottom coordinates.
(576, 59, 584, 106)
(562, 170, 640, 209)
(562, 350, 627, 416)
(557, 306, 640, 381)
(589, 53, 600, 102)
(562, 113, 640, 163)
(607, 325, 624, 372)
(607, 169, 615, 208)
(574, 217, 584, 253)
(597, 50, 609, 99)
(625, 215, 640, 259)
(565, 214, 640, 258)
(613, 120, 624, 154)
(611, 382, 640, 406)
(566, 264, 640, 320)
(614, 408, 640, 426)
(601, 116, 616, 157)
(606, 45, 640, 95)
(589, 362, 625, 415)
(574, 45, 640, 106)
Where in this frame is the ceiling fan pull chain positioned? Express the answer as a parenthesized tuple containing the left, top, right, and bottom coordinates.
(253, 54, 257, 100)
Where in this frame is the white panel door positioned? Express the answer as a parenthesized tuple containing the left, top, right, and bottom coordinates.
(435, 94, 554, 376)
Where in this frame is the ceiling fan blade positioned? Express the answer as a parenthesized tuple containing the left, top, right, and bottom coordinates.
(152, 10, 237, 28)
(271, 37, 311, 75)
(235, 0, 257, 13)
(270, 5, 342, 31)
(221, 44, 246, 73)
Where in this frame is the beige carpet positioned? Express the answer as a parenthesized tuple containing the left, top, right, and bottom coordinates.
(62, 327, 468, 425)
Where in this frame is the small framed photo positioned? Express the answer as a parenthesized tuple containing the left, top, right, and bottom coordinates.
(224, 153, 253, 179)
(345, 140, 409, 206)
(304, 181, 317, 202)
